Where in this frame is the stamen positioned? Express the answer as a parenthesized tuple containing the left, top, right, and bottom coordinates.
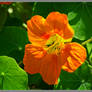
(45, 34, 64, 55)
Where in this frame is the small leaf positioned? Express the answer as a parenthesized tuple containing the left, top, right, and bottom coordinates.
(86, 42, 92, 65)
(78, 82, 91, 90)
(75, 61, 91, 80)
(59, 70, 81, 90)
(0, 56, 28, 90)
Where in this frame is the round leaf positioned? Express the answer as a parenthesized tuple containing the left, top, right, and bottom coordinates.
(0, 56, 28, 90)
(0, 26, 28, 56)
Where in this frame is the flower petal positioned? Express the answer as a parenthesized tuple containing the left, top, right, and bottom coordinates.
(61, 42, 86, 72)
(23, 44, 63, 85)
(27, 28, 47, 46)
(27, 15, 51, 46)
(40, 54, 64, 85)
(23, 44, 46, 74)
(63, 23, 74, 42)
(46, 12, 74, 40)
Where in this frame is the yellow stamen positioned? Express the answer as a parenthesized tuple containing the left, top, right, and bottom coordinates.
(44, 34, 64, 55)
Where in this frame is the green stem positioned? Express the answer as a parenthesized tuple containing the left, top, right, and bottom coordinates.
(86, 60, 92, 68)
(81, 37, 92, 45)
(1, 72, 5, 90)
(22, 23, 27, 29)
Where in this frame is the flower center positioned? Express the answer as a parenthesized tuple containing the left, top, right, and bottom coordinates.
(45, 34, 64, 55)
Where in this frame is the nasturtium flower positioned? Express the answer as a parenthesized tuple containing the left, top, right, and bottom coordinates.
(23, 12, 86, 85)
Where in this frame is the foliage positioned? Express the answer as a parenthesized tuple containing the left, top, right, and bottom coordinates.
(0, 56, 28, 90)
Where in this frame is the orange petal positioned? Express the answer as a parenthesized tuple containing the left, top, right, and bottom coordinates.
(23, 44, 63, 85)
(23, 44, 46, 74)
(28, 28, 47, 46)
(46, 12, 74, 40)
(61, 42, 86, 72)
(27, 15, 51, 46)
(63, 23, 74, 41)
(40, 54, 63, 85)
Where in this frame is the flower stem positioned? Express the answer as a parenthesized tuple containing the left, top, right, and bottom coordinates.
(81, 37, 92, 45)
(22, 23, 27, 29)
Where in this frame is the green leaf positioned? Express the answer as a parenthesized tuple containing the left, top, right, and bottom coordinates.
(0, 56, 28, 90)
(78, 82, 91, 90)
(86, 42, 92, 55)
(75, 61, 91, 81)
(56, 61, 91, 90)
(32, 2, 92, 40)
(68, 3, 92, 40)
(86, 42, 92, 64)
(0, 26, 28, 56)
(59, 70, 81, 90)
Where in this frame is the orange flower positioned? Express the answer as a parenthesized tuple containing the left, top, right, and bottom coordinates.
(0, 2, 12, 5)
(23, 12, 86, 85)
